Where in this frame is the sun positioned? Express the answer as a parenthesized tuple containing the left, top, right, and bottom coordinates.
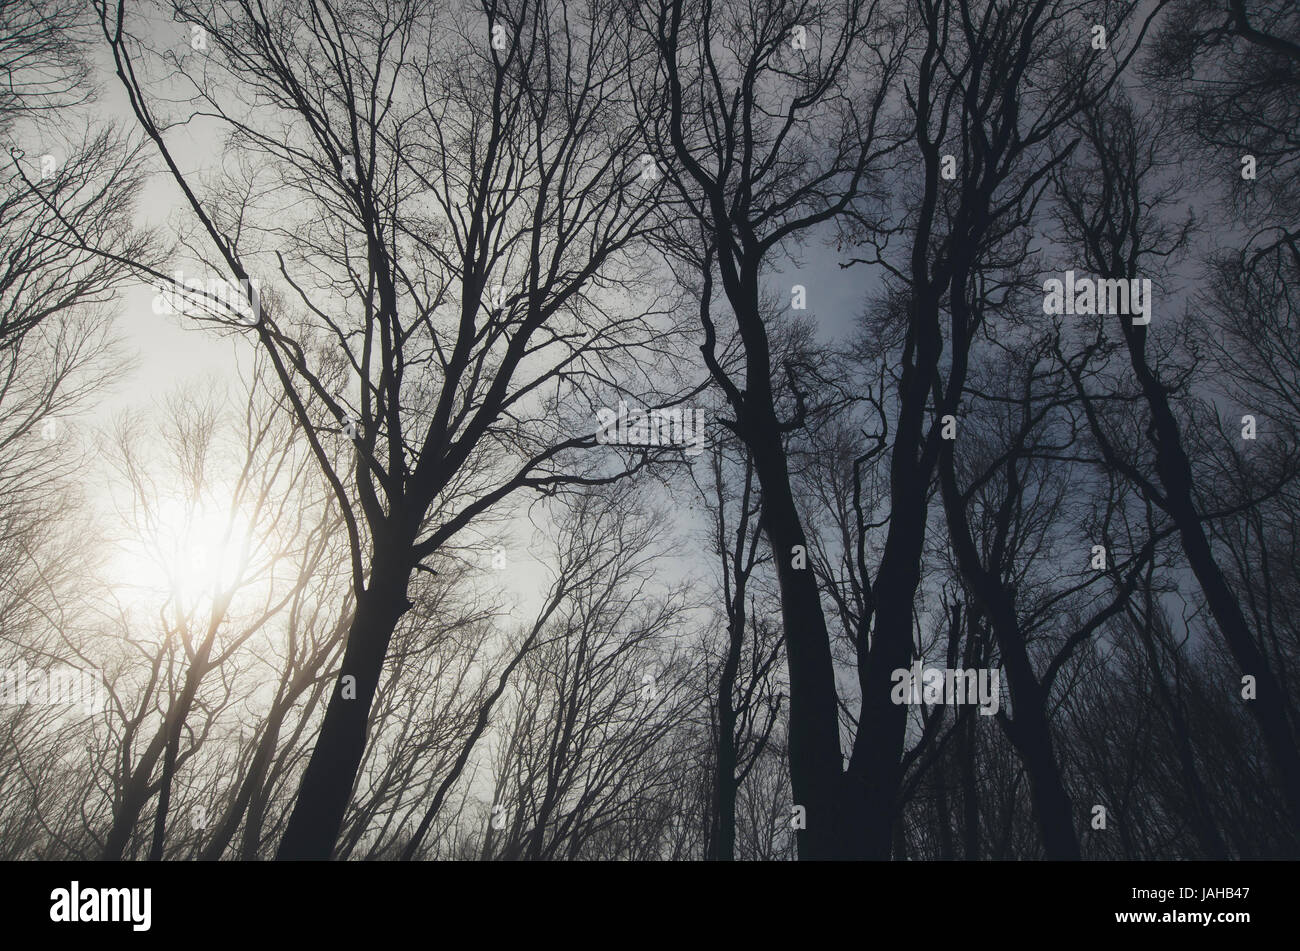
(112, 490, 252, 613)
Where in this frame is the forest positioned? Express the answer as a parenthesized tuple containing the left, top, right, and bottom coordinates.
(0, 0, 1297, 862)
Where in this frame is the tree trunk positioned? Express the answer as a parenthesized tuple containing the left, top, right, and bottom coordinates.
(845, 336, 938, 857)
(103, 665, 205, 861)
(849, 548, 923, 859)
(992, 598, 1081, 860)
(277, 549, 411, 860)
(717, 257, 846, 860)
(102, 756, 159, 861)
(1132, 610, 1228, 859)
(960, 706, 980, 859)
(148, 720, 181, 861)
(1121, 320, 1300, 833)
(755, 460, 845, 860)
(200, 704, 288, 860)
(712, 639, 740, 861)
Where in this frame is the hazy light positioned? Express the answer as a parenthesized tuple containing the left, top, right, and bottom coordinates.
(111, 489, 252, 616)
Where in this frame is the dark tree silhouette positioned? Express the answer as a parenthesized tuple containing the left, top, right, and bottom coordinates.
(93, 0, 680, 859)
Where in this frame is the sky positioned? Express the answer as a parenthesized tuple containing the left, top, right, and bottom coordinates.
(55, 4, 877, 653)
(78, 6, 871, 421)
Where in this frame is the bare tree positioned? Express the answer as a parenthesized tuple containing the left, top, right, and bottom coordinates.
(636, 0, 903, 858)
(834, 0, 1166, 859)
(1052, 88, 1300, 833)
(686, 434, 783, 860)
(91, 0, 690, 858)
(479, 489, 697, 860)
(91, 369, 349, 860)
(0, 0, 94, 132)
(1146, 0, 1300, 251)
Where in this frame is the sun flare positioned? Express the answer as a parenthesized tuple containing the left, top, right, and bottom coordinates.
(112, 491, 252, 611)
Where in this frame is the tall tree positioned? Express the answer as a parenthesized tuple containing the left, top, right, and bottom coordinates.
(93, 0, 679, 858)
(1052, 89, 1300, 832)
(638, 0, 903, 858)
(842, 0, 1164, 858)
